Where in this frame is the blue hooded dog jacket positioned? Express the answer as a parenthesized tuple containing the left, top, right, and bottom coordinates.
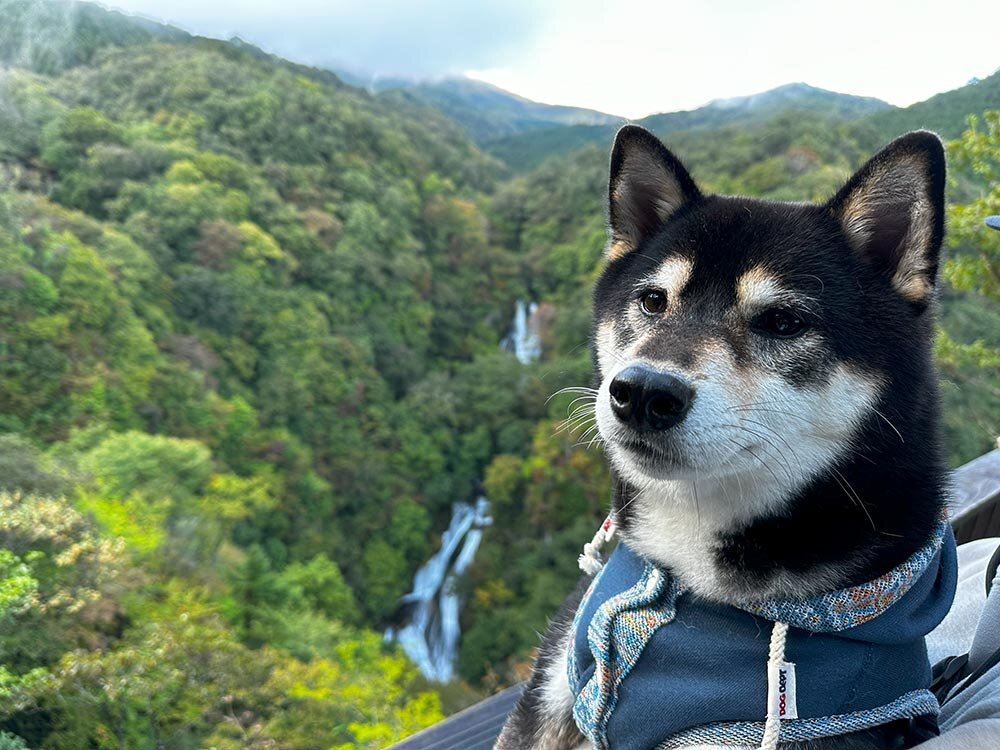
(568, 518, 958, 749)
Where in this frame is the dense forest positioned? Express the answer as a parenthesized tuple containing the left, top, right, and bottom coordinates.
(0, 2, 997, 748)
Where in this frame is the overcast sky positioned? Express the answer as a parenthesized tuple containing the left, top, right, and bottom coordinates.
(104, 0, 1000, 119)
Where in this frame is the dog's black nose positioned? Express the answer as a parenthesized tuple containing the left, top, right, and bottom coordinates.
(609, 365, 693, 430)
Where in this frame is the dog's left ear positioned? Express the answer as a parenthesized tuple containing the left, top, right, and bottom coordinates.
(607, 125, 701, 260)
(827, 131, 946, 309)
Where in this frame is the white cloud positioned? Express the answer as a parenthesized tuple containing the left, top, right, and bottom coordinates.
(469, 0, 1000, 117)
(104, 0, 1000, 117)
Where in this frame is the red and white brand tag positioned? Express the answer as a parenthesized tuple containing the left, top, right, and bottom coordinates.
(767, 661, 798, 720)
(602, 516, 616, 540)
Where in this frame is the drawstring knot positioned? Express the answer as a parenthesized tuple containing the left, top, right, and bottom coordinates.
(578, 515, 616, 575)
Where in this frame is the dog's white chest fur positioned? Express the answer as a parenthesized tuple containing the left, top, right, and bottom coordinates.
(619, 475, 787, 601)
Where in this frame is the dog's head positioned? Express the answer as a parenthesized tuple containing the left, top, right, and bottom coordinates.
(592, 126, 945, 534)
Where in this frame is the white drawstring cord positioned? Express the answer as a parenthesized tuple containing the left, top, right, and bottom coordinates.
(761, 621, 790, 750)
(578, 516, 616, 575)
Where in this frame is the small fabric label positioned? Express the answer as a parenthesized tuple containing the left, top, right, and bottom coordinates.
(767, 661, 798, 720)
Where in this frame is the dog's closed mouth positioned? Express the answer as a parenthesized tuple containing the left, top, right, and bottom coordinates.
(618, 436, 672, 462)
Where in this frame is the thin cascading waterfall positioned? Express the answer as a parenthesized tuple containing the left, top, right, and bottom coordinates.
(391, 497, 492, 682)
(502, 300, 542, 365)
(391, 302, 541, 681)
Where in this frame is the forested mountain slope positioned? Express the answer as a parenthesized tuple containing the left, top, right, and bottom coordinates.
(868, 68, 1000, 140)
(0, 8, 533, 747)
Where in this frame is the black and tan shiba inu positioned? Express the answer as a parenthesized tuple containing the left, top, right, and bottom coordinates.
(496, 127, 956, 750)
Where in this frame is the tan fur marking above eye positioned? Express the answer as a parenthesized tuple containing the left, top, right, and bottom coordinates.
(606, 239, 632, 262)
(736, 267, 785, 308)
(647, 256, 693, 308)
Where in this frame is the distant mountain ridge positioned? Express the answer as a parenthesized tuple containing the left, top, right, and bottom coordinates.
(341, 76, 903, 169)
(641, 82, 892, 135)
(486, 74, 1000, 171)
(342, 73, 622, 143)
(343, 76, 894, 149)
(700, 82, 892, 119)
(487, 83, 898, 170)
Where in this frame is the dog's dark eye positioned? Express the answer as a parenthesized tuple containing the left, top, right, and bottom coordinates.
(753, 308, 807, 338)
(639, 290, 667, 315)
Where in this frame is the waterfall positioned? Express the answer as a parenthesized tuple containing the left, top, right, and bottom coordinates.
(391, 497, 492, 682)
(390, 301, 541, 681)
(502, 300, 542, 365)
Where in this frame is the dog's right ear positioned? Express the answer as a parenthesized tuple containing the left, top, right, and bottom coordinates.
(607, 125, 701, 260)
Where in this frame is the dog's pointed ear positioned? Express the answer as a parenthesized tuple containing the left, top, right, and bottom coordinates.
(607, 125, 701, 260)
(827, 131, 946, 309)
